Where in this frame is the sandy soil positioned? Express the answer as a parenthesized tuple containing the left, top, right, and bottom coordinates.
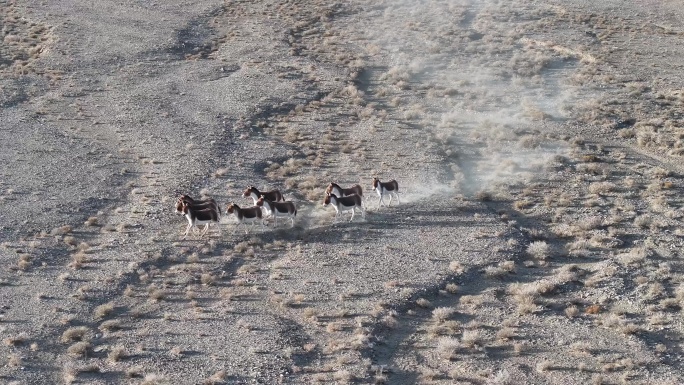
(2, 0, 684, 384)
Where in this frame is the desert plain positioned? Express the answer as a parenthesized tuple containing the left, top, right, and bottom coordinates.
(2, 0, 684, 384)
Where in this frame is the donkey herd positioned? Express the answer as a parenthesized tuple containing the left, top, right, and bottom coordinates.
(175, 178, 400, 239)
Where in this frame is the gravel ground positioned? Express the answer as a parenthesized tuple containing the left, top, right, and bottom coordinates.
(1, 0, 684, 384)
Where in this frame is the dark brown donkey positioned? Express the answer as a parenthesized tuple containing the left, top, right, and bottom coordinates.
(372, 177, 400, 208)
(256, 197, 297, 228)
(243, 186, 284, 206)
(324, 193, 364, 223)
(179, 201, 221, 239)
(226, 203, 265, 233)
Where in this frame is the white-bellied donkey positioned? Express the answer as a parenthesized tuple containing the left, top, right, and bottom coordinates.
(226, 202, 265, 233)
(175, 194, 219, 218)
(324, 193, 365, 223)
(242, 186, 284, 206)
(256, 197, 297, 228)
(179, 200, 221, 239)
(325, 182, 363, 203)
(372, 177, 400, 208)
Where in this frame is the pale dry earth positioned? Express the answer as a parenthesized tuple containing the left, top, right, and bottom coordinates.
(1, 0, 684, 384)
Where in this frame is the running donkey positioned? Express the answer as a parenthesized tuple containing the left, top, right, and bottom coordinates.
(256, 197, 297, 228)
(226, 202, 265, 233)
(324, 193, 365, 223)
(177, 198, 221, 239)
(243, 186, 284, 205)
(325, 182, 363, 200)
(372, 177, 400, 208)
(175, 194, 219, 216)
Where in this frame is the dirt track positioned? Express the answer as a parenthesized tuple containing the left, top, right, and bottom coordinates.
(2, 0, 684, 384)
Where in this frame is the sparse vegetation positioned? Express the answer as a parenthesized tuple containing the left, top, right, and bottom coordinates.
(60, 327, 90, 343)
(108, 345, 127, 362)
(1, 1, 683, 384)
(527, 241, 550, 260)
(94, 302, 115, 319)
(67, 341, 91, 357)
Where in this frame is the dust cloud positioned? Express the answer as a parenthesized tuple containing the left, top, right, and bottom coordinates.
(362, 0, 584, 198)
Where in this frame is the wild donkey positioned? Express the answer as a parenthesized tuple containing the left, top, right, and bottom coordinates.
(372, 177, 400, 208)
(179, 200, 221, 239)
(256, 197, 297, 228)
(324, 193, 364, 223)
(175, 194, 219, 218)
(325, 182, 363, 204)
(226, 203, 265, 233)
(243, 186, 284, 206)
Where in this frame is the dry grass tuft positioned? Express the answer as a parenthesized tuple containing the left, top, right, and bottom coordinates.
(496, 327, 516, 341)
(60, 326, 89, 343)
(445, 283, 459, 294)
(332, 369, 354, 384)
(51, 225, 73, 235)
(617, 246, 649, 266)
(536, 360, 553, 373)
(94, 302, 115, 319)
(436, 337, 460, 360)
(108, 345, 127, 362)
(204, 370, 227, 385)
(141, 374, 168, 385)
(99, 319, 122, 332)
(8, 353, 23, 367)
(416, 298, 433, 308)
(432, 307, 456, 322)
(69, 252, 86, 269)
(67, 341, 91, 357)
(201, 273, 217, 286)
(513, 199, 534, 210)
(484, 260, 515, 278)
(148, 287, 167, 302)
(449, 261, 464, 273)
(588, 181, 616, 195)
(527, 241, 550, 259)
(516, 295, 539, 314)
(578, 215, 604, 231)
(461, 329, 481, 349)
(633, 214, 652, 229)
(565, 305, 580, 318)
(382, 312, 399, 329)
(214, 167, 230, 178)
(17, 254, 31, 271)
(4, 333, 27, 347)
(84, 216, 99, 226)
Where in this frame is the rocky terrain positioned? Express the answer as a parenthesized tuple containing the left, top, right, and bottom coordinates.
(2, 0, 684, 383)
